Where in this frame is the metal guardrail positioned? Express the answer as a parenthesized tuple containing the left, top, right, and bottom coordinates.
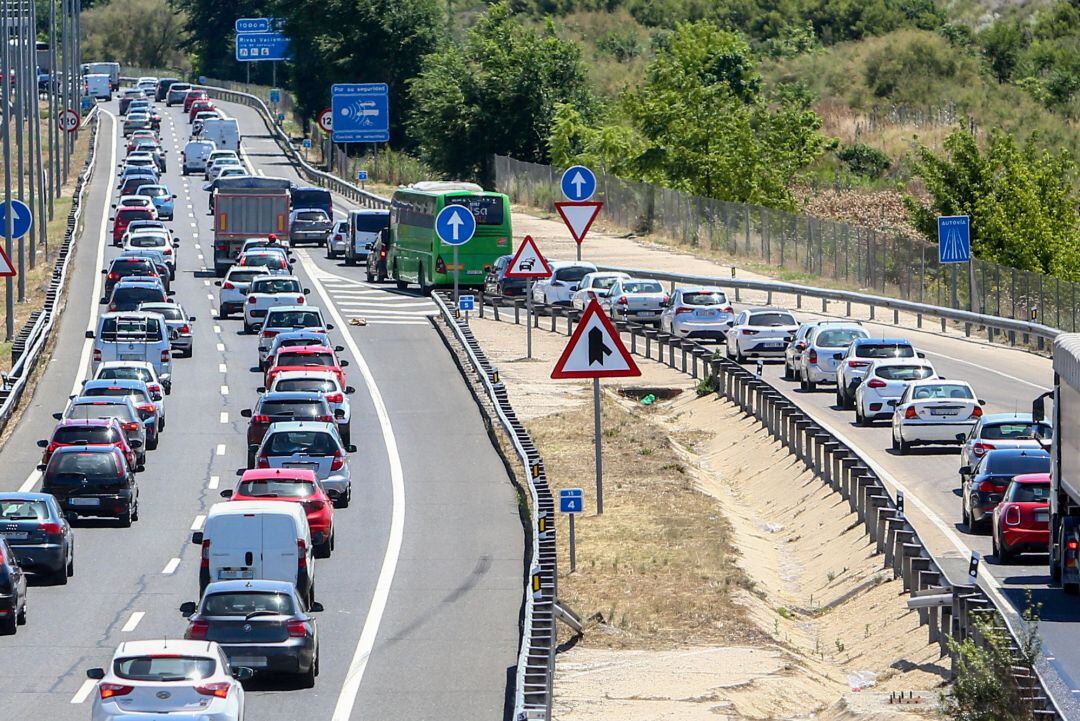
(0, 105, 100, 433)
(430, 291, 557, 721)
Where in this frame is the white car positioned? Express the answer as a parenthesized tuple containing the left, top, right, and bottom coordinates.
(725, 308, 799, 362)
(328, 220, 349, 259)
(243, 275, 308, 333)
(570, 271, 630, 310)
(215, 266, 271, 319)
(114, 194, 154, 211)
(853, 358, 937, 425)
(834, 338, 919, 409)
(531, 261, 597, 306)
(891, 379, 984, 455)
(86, 639, 250, 721)
(794, 322, 868, 391)
(136, 77, 157, 97)
(207, 156, 244, 181)
(124, 229, 177, 273)
(608, 278, 668, 325)
(658, 286, 734, 341)
(270, 369, 355, 445)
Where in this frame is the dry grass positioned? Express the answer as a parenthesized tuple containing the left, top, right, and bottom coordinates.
(529, 395, 760, 650)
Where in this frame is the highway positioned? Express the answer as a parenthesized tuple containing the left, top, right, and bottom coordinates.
(0, 97, 523, 721)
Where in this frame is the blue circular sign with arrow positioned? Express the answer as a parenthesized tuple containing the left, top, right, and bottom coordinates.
(560, 165, 597, 201)
(435, 205, 476, 246)
(0, 199, 33, 239)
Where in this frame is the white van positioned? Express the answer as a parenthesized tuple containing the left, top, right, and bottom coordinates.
(84, 73, 111, 101)
(81, 61, 120, 90)
(181, 139, 216, 175)
(201, 118, 240, 153)
(193, 501, 315, 606)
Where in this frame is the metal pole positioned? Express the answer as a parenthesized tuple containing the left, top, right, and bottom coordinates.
(575, 239, 580, 262)
(568, 513, 576, 573)
(3, 0, 13, 340)
(526, 279, 533, 358)
(967, 258, 976, 313)
(31, 0, 45, 259)
(59, 0, 67, 181)
(950, 263, 958, 309)
(47, 0, 57, 209)
(15, 0, 25, 298)
(452, 245, 459, 304)
(26, 0, 38, 270)
(593, 377, 603, 515)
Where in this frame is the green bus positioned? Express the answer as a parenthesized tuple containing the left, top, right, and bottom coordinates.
(388, 181, 513, 293)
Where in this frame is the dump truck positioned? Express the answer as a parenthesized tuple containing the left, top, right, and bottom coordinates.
(212, 177, 291, 276)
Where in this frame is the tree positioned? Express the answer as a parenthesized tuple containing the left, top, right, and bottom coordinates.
(81, 0, 190, 71)
(407, 2, 594, 182)
(173, 0, 269, 81)
(979, 20, 1025, 83)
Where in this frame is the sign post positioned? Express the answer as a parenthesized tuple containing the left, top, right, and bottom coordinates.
(937, 215, 971, 311)
(551, 300, 641, 514)
(559, 488, 584, 572)
(503, 235, 553, 358)
(559, 165, 598, 261)
(435, 205, 476, 303)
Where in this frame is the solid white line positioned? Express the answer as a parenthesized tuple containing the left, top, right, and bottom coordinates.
(921, 349, 1050, 391)
(299, 252, 406, 721)
(359, 319, 430, 326)
(208, 475, 220, 490)
(121, 611, 145, 632)
(19, 469, 41, 493)
(215, 444, 226, 456)
(161, 558, 181, 574)
(70, 679, 96, 704)
(219, 412, 228, 423)
(190, 515, 206, 531)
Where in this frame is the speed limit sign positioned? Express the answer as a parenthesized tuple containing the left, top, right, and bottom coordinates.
(58, 108, 79, 133)
(317, 108, 332, 133)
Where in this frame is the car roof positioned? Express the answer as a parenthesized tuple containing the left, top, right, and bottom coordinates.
(252, 274, 299, 282)
(747, 307, 794, 314)
(677, 286, 724, 293)
(981, 413, 1039, 423)
(240, 468, 318, 483)
(1012, 472, 1051, 484)
(276, 345, 333, 353)
(101, 310, 165, 320)
(852, 337, 911, 345)
(550, 260, 596, 269)
(266, 420, 337, 433)
(267, 305, 319, 315)
(0, 491, 55, 502)
(207, 499, 307, 519)
(55, 417, 117, 427)
(204, 579, 299, 594)
(50, 443, 118, 455)
(272, 369, 339, 382)
(83, 378, 147, 389)
(909, 378, 971, 387)
(115, 639, 216, 658)
(260, 391, 325, 402)
(867, 357, 933, 367)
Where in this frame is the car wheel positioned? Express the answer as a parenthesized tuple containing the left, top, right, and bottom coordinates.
(218, 306, 228, 319)
(735, 343, 746, 364)
(118, 509, 132, 528)
(329, 532, 335, 553)
(805, 379, 817, 391)
(53, 559, 69, 585)
(365, 268, 374, 283)
(147, 434, 158, 451)
(854, 406, 864, 426)
(315, 538, 332, 559)
(243, 322, 252, 334)
(418, 264, 431, 296)
(394, 265, 408, 291)
(897, 434, 910, 455)
(0, 611, 15, 634)
(962, 496, 970, 527)
(300, 657, 317, 688)
(16, 599, 26, 625)
(67, 551, 74, 578)
(307, 583, 315, 609)
(890, 429, 900, 452)
(783, 361, 792, 381)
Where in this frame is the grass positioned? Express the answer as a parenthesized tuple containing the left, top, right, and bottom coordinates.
(528, 395, 760, 649)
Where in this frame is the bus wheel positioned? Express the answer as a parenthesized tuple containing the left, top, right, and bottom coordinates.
(394, 263, 408, 291)
(418, 264, 432, 296)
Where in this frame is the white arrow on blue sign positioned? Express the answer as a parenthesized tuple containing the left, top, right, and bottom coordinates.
(356, 170, 368, 182)
(937, 215, 971, 264)
(435, 205, 476, 246)
(559, 488, 584, 514)
(0, 199, 33, 239)
(302, 138, 311, 149)
(560, 165, 597, 202)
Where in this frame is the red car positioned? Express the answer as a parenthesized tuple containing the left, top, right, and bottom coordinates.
(111, 206, 157, 245)
(37, 418, 141, 471)
(264, 345, 349, 389)
(126, 131, 159, 153)
(188, 100, 215, 122)
(182, 90, 208, 113)
(992, 472, 1051, 563)
(222, 469, 335, 557)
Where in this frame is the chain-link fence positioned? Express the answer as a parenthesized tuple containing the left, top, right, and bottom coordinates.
(495, 155, 1080, 332)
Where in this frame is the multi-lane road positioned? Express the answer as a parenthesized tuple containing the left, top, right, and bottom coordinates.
(0, 97, 523, 720)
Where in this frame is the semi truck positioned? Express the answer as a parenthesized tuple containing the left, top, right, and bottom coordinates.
(212, 177, 291, 276)
(1037, 334, 1080, 592)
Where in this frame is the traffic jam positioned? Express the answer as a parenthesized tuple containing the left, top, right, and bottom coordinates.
(1, 76, 360, 719)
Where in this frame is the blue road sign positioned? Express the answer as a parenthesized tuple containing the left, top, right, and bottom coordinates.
(198, 76, 207, 85)
(356, 170, 368, 182)
(269, 89, 281, 104)
(435, 205, 476, 246)
(235, 17, 272, 33)
(302, 138, 311, 149)
(938, 215, 971, 264)
(0, 199, 32, 239)
(277, 113, 285, 123)
(235, 32, 291, 62)
(331, 83, 389, 143)
(559, 488, 584, 514)
(458, 295, 475, 312)
(560, 165, 597, 201)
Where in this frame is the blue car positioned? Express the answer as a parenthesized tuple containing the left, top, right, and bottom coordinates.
(135, 184, 175, 220)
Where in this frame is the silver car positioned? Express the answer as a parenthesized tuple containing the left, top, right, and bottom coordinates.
(216, 266, 271, 319)
(328, 220, 349, 259)
(138, 301, 196, 357)
(958, 413, 1053, 481)
(255, 421, 355, 507)
(608, 278, 667, 324)
(268, 370, 355, 445)
(659, 287, 733, 341)
(288, 209, 332, 247)
(794, 322, 868, 391)
(257, 306, 332, 366)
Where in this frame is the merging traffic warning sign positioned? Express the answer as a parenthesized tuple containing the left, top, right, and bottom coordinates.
(504, 235, 552, 279)
(0, 244, 15, 277)
(551, 300, 640, 379)
(554, 201, 603, 246)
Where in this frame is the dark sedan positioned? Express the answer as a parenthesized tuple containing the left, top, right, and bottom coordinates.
(241, 391, 335, 467)
(0, 493, 74, 584)
(961, 448, 1051, 532)
(483, 254, 527, 298)
(39, 445, 139, 526)
(0, 537, 27, 634)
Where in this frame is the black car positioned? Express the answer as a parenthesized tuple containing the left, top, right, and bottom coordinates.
(482, 254, 526, 298)
(155, 77, 180, 102)
(118, 175, 159, 199)
(961, 448, 1050, 531)
(39, 445, 138, 526)
(106, 281, 168, 313)
(0, 493, 74, 584)
(241, 391, 337, 466)
(0, 537, 27, 634)
(103, 257, 160, 297)
(364, 230, 390, 281)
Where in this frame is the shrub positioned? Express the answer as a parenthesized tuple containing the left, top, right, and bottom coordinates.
(597, 29, 644, 61)
(837, 143, 890, 178)
(864, 32, 959, 98)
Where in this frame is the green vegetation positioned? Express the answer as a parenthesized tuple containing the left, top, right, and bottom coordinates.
(81, 0, 189, 70)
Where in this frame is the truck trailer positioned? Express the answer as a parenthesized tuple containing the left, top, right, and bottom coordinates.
(212, 178, 291, 276)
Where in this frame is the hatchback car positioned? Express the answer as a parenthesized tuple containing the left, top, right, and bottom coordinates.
(363, 229, 390, 280)
(114, 193, 154, 211)
(267, 370, 354, 445)
(237, 250, 290, 276)
(658, 287, 734, 341)
(834, 338, 920, 409)
(106, 278, 168, 313)
(288, 209, 332, 247)
(891, 380, 984, 455)
(207, 156, 244, 181)
(0, 537, 27, 633)
(992, 473, 1051, 562)
(959, 413, 1053, 477)
(111, 206, 157, 245)
(568, 271, 630, 310)
(531, 261, 597, 306)
(79, 379, 162, 450)
(242, 276, 308, 334)
(38, 417, 139, 470)
(222, 469, 335, 557)
(254, 422, 355, 507)
(40, 445, 138, 526)
(155, 77, 180, 101)
(0, 493, 74, 584)
(795, 322, 869, 391)
(608, 278, 667, 324)
(327, 220, 349, 259)
(241, 392, 336, 467)
(165, 82, 192, 105)
(183, 89, 209, 113)
(123, 228, 177, 273)
(87, 639, 250, 721)
(216, 266, 272, 319)
(118, 249, 172, 290)
(853, 358, 937, 425)
(962, 449, 1050, 532)
(264, 345, 349, 391)
(181, 579, 319, 684)
(257, 307, 333, 366)
(59, 396, 147, 465)
(725, 308, 799, 362)
(93, 360, 169, 398)
(103, 256, 160, 296)
(139, 301, 196, 357)
(134, 184, 175, 220)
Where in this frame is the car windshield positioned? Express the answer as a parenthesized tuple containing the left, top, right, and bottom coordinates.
(118, 209, 153, 221)
(48, 452, 119, 482)
(227, 270, 267, 284)
(296, 211, 328, 222)
(98, 367, 152, 383)
(111, 260, 154, 277)
(275, 378, 337, 393)
(748, 312, 795, 327)
(83, 386, 149, 403)
(236, 480, 316, 499)
(53, 425, 120, 444)
(252, 279, 300, 294)
(258, 400, 325, 417)
(856, 343, 915, 358)
(277, 352, 334, 367)
(874, 365, 935, 381)
(128, 235, 166, 248)
(112, 286, 165, 308)
(815, 329, 867, 347)
(590, 277, 621, 291)
(682, 291, 725, 306)
(266, 431, 338, 456)
(911, 384, 974, 400)
(269, 311, 322, 328)
(981, 422, 1053, 441)
(985, 453, 1050, 476)
(67, 403, 134, 423)
(138, 187, 166, 197)
(243, 255, 285, 269)
(114, 656, 215, 682)
(554, 266, 591, 283)
(622, 281, 663, 294)
(0, 500, 49, 520)
(203, 592, 296, 616)
(1007, 482, 1050, 502)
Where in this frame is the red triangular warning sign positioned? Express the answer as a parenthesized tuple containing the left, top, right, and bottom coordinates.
(0, 244, 14, 277)
(554, 201, 603, 245)
(551, 299, 641, 379)
(504, 235, 552, 279)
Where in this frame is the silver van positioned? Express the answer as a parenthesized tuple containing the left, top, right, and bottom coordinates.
(181, 140, 216, 176)
(88, 312, 173, 393)
(344, 209, 389, 266)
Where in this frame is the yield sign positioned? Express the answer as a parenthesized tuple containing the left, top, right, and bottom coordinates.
(504, 235, 552, 279)
(554, 201, 602, 246)
(551, 299, 640, 379)
(0, 243, 14, 277)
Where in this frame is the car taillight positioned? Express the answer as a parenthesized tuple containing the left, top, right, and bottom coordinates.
(107, 272, 119, 281)
(147, 383, 161, 394)
(1005, 506, 1021, 526)
(379, 248, 387, 259)
(972, 442, 995, 457)
(866, 378, 887, 388)
(99, 684, 134, 700)
(971, 406, 983, 418)
(674, 307, 692, 314)
(848, 360, 869, 368)
(93, 349, 102, 362)
(122, 421, 140, 431)
(200, 539, 210, 568)
(163, 248, 172, 255)
(325, 392, 343, 404)
(195, 682, 231, 699)
(722, 305, 733, 313)
(261, 330, 278, 339)
(904, 407, 917, 419)
(435, 255, 446, 273)
(222, 281, 235, 290)
(808, 349, 818, 364)
(160, 350, 170, 363)
(39, 522, 62, 535)
(253, 414, 271, 424)
(256, 455, 270, 469)
(330, 450, 345, 472)
(741, 329, 758, 335)
(287, 620, 310, 638)
(318, 415, 333, 423)
(297, 539, 307, 568)
(978, 480, 1004, 493)
(302, 500, 324, 513)
(296, 296, 305, 304)
(248, 296, 257, 303)
(178, 325, 190, 334)
(616, 296, 628, 305)
(216, 243, 227, 252)
(186, 619, 209, 640)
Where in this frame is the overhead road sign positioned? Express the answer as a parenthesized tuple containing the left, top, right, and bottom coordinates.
(330, 83, 389, 143)
(938, 215, 970, 264)
(58, 108, 79, 133)
(235, 17, 273, 33)
(551, 300, 640, 379)
(0, 199, 33, 239)
(435, 205, 475, 246)
(560, 165, 597, 201)
(555, 201, 603, 246)
(505, 235, 552, 279)
(235, 32, 291, 62)
(317, 108, 333, 133)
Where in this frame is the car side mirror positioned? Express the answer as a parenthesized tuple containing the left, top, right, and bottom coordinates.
(345, 444, 357, 453)
(339, 360, 349, 367)
(309, 601, 324, 612)
(220, 489, 233, 498)
(108, 217, 114, 221)
(832, 352, 843, 360)
(167, 290, 175, 296)
(240, 409, 252, 418)
(129, 439, 143, 449)
(136, 463, 146, 472)
(955, 433, 966, 442)
(189, 316, 197, 322)
(1033, 394, 1047, 423)
(326, 324, 334, 330)
(190, 531, 203, 545)
(110, 203, 117, 208)
(332, 345, 344, 353)
(345, 386, 355, 394)
(86, 668, 105, 680)
(256, 386, 266, 393)
(36, 463, 45, 471)
(959, 465, 972, 476)
(978, 399, 985, 406)
(232, 667, 255, 681)
(179, 601, 197, 617)
(303, 288, 310, 294)
(52, 412, 62, 420)
(172, 241, 180, 248)
(214, 280, 222, 286)
(917, 351, 926, 358)
(36, 439, 47, 448)
(172, 194, 177, 198)
(100, 269, 107, 274)
(334, 408, 345, 419)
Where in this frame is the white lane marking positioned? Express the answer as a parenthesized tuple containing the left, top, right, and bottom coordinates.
(220, 385, 229, 396)
(198, 253, 204, 261)
(220, 412, 228, 424)
(206, 293, 213, 300)
(121, 611, 145, 632)
(219, 363, 227, 373)
(352, 319, 429, 326)
(216, 343, 225, 352)
(208, 475, 220, 490)
(191, 515, 206, 531)
(19, 469, 41, 493)
(70, 679, 96, 704)
(298, 251, 406, 721)
(920, 349, 1050, 391)
(333, 308, 436, 317)
(216, 444, 226, 456)
(203, 280, 210, 286)
(213, 325, 222, 334)
(195, 243, 201, 250)
(161, 558, 181, 574)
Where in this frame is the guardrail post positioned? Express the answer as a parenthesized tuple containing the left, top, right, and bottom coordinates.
(845, 300, 851, 316)
(869, 305, 876, 320)
(865, 492, 888, 540)
(917, 312, 922, 328)
(796, 293, 802, 309)
(901, 543, 922, 592)
(964, 322, 971, 337)
(892, 528, 915, 578)
(513, 302, 520, 324)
